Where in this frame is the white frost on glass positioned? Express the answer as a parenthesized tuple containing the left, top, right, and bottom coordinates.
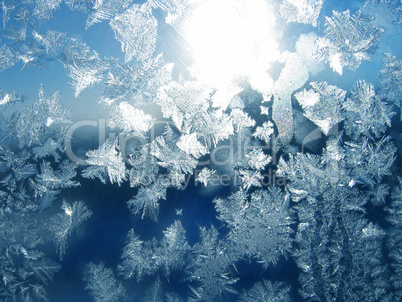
(110, 3, 157, 63)
(253, 121, 275, 144)
(295, 81, 346, 135)
(86, 0, 133, 29)
(295, 33, 325, 76)
(82, 139, 127, 186)
(176, 132, 208, 159)
(196, 167, 216, 186)
(230, 108, 256, 132)
(280, 0, 323, 27)
(245, 148, 272, 171)
(108, 102, 153, 137)
(315, 10, 384, 75)
(272, 52, 309, 145)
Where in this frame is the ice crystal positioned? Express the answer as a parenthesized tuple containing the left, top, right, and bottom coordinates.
(343, 80, 394, 139)
(280, 0, 323, 27)
(237, 169, 263, 191)
(386, 177, 402, 298)
(238, 279, 291, 302)
(117, 229, 152, 281)
(294, 197, 391, 300)
(49, 200, 92, 260)
(253, 121, 275, 144)
(8, 87, 72, 148)
(35, 160, 79, 194)
(196, 167, 216, 186)
(0, 44, 16, 71)
(230, 108, 256, 133)
(108, 102, 153, 137)
(127, 178, 168, 220)
(379, 53, 402, 112)
(160, 220, 190, 277)
(0, 89, 26, 108)
(295, 81, 346, 135)
(33, 30, 65, 56)
(118, 221, 189, 281)
(32, 0, 62, 22)
(110, 3, 157, 63)
(32, 137, 62, 162)
(187, 226, 239, 301)
(60, 37, 113, 97)
(149, 0, 189, 24)
(64, 0, 93, 12)
(150, 136, 198, 175)
(344, 136, 396, 185)
(0, 248, 61, 301)
(277, 152, 335, 199)
(156, 81, 234, 147)
(245, 148, 271, 171)
(156, 80, 212, 132)
(214, 187, 294, 266)
(316, 10, 384, 74)
(127, 145, 159, 188)
(102, 54, 170, 105)
(82, 139, 127, 186)
(176, 132, 208, 159)
(86, 0, 133, 29)
(0, 211, 61, 301)
(15, 38, 47, 70)
(84, 262, 126, 302)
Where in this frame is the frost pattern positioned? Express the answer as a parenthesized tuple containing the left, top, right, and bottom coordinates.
(49, 200, 92, 260)
(156, 81, 212, 132)
(101, 54, 171, 105)
(108, 101, 153, 137)
(214, 187, 294, 266)
(316, 10, 384, 74)
(343, 80, 394, 139)
(8, 87, 72, 148)
(245, 148, 271, 170)
(150, 135, 198, 175)
(82, 139, 127, 186)
(280, 0, 323, 27)
(238, 279, 291, 302)
(61, 37, 113, 97)
(196, 167, 216, 186)
(110, 3, 157, 63)
(86, 0, 133, 29)
(365, 0, 402, 24)
(118, 221, 190, 281)
(187, 226, 239, 301)
(176, 132, 208, 159)
(295, 81, 346, 135)
(230, 108, 256, 132)
(0, 89, 26, 108)
(387, 177, 402, 299)
(84, 262, 126, 302)
(127, 178, 168, 221)
(253, 121, 275, 144)
(0, 44, 16, 71)
(0, 0, 400, 301)
(379, 53, 402, 112)
(149, 0, 189, 24)
(0, 207, 61, 302)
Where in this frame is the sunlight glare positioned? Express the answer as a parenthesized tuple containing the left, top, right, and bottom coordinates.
(183, 0, 280, 90)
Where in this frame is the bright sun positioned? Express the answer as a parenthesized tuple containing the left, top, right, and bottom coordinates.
(183, 0, 280, 90)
